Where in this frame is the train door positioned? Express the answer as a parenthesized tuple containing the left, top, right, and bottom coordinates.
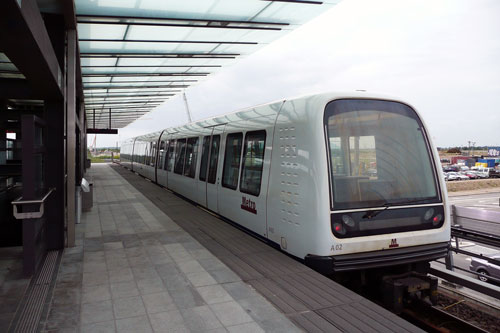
(160, 134, 173, 188)
(131, 138, 137, 171)
(155, 131, 166, 184)
(202, 125, 224, 212)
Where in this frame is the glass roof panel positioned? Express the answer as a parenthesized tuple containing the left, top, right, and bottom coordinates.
(80, 58, 118, 67)
(256, 1, 338, 25)
(108, 76, 199, 82)
(83, 77, 112, 83)
(0, 63, 18, 71)
(85, 88, 182, 94)
(125, 25, 277, 44)
(79, 41, 225, 54)
(84, 82, 192, 89)
(125, 26, 188, 42)
(86, 96, 168, 102)
(82, 67, 209, 74)
(75, 0, 337, 128)
(78, 24, 127, 40)
(0, 53, 11, 62)
(0, 73, 25, 79)
(208, 43, 260, 55)
(114, 57, 234, 66)
(76, 0, 269, 21)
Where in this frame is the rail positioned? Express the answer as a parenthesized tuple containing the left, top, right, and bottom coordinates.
(451, 204, 500, 234)
(429, 265, 500, 299)
(11, 188, 55, 219)
(429, 204, 500, 299)
(451, 226, 500, 248)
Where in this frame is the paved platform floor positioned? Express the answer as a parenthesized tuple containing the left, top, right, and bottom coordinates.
(111, 164, 422, 333)
(0, 247, 29, 332)
(44, 164, 298, 332)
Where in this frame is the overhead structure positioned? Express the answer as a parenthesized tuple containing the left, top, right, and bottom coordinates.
(0, 0, 339, 277)
(76, 0, 340, 130)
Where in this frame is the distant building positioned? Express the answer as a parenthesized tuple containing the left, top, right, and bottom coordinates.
(488, 147, 500, 157)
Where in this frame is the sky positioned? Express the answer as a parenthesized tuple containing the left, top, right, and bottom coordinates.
(89, 0, 500, 148)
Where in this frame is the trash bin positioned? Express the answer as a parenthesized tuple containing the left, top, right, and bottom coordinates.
(81, 178, 93, 211)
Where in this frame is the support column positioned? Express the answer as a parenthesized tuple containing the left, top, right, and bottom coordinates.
(80, 101, 85, 178)
(66, 29, 77, 247)
(44, 101, 65, 249)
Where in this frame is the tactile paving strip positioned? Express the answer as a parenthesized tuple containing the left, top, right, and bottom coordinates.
(10, 250, 61, 333)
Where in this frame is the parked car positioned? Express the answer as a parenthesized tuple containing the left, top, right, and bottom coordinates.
(444, 166, 459, 173)
(471, 167, 489, 178)
(465, 171, 479, 179)
(476, 171, 489, 179)
(447, 172, 468, 181)
(489, 169, 500, 178)
(470, 253, 500, 283)
(446, 172, 458, 181)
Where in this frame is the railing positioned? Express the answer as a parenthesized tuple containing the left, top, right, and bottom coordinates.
(429, 204, 500, 299)
(451, 205, 500, 235)
(11, 187, 55, 219)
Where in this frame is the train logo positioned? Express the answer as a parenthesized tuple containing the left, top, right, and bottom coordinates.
(241, 196, 257, 214)
(389, 238, 399, 248)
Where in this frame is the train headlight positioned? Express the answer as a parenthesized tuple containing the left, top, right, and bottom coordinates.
(424, 208, 435, 220)
(333, 222, 346, 235)
(432, 214, 443, 226)
(341, 215, 355, 228)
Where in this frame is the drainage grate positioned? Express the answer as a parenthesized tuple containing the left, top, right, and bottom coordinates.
(10, 250, 61, 333)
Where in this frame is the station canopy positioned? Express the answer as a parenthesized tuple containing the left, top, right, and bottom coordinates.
(76, 0, 339, 129)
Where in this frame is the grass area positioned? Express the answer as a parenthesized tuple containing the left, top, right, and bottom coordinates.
(446, 178, 500, 192)
(89, 154, 120, 163)
(89, 156, 112, 163)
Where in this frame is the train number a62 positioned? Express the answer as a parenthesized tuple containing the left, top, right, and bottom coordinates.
(331, 244, 342, 251)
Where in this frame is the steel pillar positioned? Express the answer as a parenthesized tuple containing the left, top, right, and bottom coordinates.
(66, 29, 77, 247)
(44, 101, 65, 250)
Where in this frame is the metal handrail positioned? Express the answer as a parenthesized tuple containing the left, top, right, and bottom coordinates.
(11, 188, 55, 219)
(429, 266, 500, 300)
(451, 225, 500, 249)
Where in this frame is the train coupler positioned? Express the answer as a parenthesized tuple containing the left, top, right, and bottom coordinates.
(382, 271, 438, 314)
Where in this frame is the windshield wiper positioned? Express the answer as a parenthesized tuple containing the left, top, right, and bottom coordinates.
(362, 198, 437, 219)
(362, 202, 390, 219)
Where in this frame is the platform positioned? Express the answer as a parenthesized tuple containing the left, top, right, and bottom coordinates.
(3, 163, 424, 332)
(109, 163, 423, 332)
(38, 163, 298, 332)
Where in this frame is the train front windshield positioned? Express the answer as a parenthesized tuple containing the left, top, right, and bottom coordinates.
(325, 99, 440, 211)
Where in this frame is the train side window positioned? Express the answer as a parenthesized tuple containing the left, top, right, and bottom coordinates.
(159, 141, 166, 169)
(222, 133, 243, 190)
(240, 130, 266, 196)
(174, 139, 186, 174)
(166, 140, 176, 171)
(184, 137, 199, 178)
(208, 135, 220, 184)
(143, 143, 148, 165)
(199, 136, 210, 181)
(150, 142, 157, 167)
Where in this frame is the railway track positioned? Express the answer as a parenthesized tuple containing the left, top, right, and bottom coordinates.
(401, 300, 488, 333)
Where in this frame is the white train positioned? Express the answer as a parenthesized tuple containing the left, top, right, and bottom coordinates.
(120, 92, 450, 274)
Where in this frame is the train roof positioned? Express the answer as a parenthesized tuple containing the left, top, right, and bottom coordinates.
(128, 90, 406, 143)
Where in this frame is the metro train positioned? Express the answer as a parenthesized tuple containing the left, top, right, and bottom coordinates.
(119, 92, 450, 275)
